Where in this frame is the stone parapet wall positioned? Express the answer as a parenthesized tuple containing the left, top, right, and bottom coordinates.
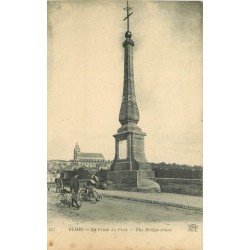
(155, 178, 203, 196)
(107, 170, 160, 192)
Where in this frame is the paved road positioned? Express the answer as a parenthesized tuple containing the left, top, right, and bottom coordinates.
(48, 192, 202, 225)
(101, 189, 202, 211)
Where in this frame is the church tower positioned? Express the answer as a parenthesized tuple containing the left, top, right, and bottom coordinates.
(74, 142, 80, 162)
(108, 0, 160, 192)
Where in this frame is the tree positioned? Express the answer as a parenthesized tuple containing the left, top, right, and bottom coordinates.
(152, 161, 202, 179)
(96, 169, 108, 182)
(76, 167, 91, 179)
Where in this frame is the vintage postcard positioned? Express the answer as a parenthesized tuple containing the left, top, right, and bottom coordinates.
(48, 0, 203, 249)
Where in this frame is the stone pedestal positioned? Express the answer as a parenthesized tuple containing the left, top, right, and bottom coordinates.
(107, 170, 160, 192)
(110, 125, 153, 171)
(108, 126, 161, 192)
(108, 125, 161, 192)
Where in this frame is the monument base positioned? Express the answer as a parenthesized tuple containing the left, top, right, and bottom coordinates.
(107, 170, 161, 193)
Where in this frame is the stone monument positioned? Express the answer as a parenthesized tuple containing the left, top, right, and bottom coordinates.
(107, 0, 160, 192)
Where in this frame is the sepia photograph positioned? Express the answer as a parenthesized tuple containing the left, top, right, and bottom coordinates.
(47, 0, 203, 249)
(3, 0, 250, 250)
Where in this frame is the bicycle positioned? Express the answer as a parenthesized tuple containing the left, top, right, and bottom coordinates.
(57, 192, 82, 208)
(78, 187, 103, 204)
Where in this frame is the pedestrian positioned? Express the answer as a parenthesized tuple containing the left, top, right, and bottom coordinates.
(89, 172, 99, 187)
(70, 174, 80, 209)
(92, 173, 99, 183)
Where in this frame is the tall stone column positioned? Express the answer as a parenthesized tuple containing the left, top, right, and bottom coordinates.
(119, 31, 139, 128)
(107, 10, 160, 192)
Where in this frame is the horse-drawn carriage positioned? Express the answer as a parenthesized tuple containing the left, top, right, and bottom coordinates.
(54, 169, 108, 194)
(55, 170, 76, 193)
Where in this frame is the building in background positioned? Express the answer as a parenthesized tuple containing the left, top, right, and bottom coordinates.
(47, 144, 112, 172)
(73, 143, 111, 170)
(47, 172, 60, 183)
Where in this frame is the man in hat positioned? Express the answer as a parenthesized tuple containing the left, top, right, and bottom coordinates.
(70, 174, 80, 209)
(87, 173, 99, 187)
(86, 175, 98, 198)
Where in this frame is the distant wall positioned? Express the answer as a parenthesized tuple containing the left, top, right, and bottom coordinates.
(155, 178, 203, 196)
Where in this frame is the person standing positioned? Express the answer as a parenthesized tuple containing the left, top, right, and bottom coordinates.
(92, 173, 99, 184)
(70, 174, 80, 209)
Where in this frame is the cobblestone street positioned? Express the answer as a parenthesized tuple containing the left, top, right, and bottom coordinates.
(48, 191, 202, 225)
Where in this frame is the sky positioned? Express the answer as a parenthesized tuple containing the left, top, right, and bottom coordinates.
(48, 0, 203, 165)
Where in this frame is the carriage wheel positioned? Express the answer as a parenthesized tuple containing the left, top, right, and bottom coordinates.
(57, 193, 67, 207)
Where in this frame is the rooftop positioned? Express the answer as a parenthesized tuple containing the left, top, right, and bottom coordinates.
(77, 152, 105, 159)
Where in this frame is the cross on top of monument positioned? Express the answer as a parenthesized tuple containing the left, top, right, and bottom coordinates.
(123, 0, 133, 37)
